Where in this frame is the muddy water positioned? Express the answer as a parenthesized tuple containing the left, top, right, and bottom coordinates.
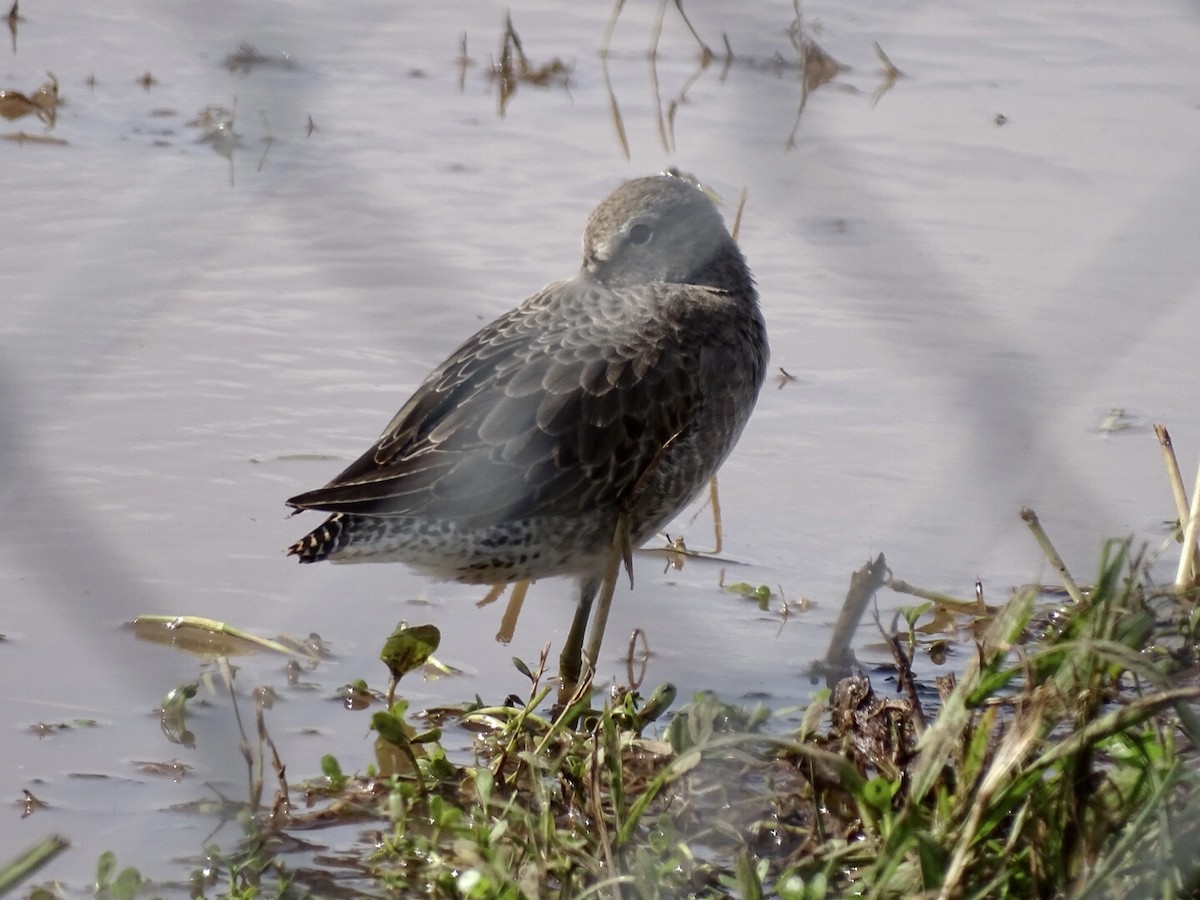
(2, 0, 1198, 886)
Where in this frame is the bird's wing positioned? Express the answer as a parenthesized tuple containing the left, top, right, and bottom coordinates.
(286, 279, 708, 529)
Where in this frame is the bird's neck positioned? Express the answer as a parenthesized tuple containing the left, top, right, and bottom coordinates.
(685, 239, 754, 294)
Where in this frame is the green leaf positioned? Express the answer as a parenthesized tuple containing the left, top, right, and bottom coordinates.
(900, 603, 933, 628)
(474, 767, 494, 806)
(113, 867, 143, 900)
(410, 727, 442, 744)
(638, 682, 677, 726)
(94, 850, 116, 890)
(380, 623, 441, 682)
(733, 847, 765, 900)
(320, 753, 345, 790)
(862, 776, 900, 812)
(371, 710, 411, 748)
(512, 656, 534, 681)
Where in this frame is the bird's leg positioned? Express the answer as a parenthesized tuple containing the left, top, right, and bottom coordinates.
(561, 509, 631, 687)
(476, 584, 505, 607)
(708, 474, 723, 555)
(495, 580, 530, 645)
(560, 576, 601, 686)
(583, 514, 631, 675)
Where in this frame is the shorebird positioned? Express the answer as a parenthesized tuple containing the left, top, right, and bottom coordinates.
(286, 173, 768, 682)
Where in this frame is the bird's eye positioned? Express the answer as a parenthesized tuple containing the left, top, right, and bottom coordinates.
(628, 223, 653, 246)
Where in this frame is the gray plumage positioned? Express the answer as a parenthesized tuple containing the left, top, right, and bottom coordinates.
(287, 174, 768, 598)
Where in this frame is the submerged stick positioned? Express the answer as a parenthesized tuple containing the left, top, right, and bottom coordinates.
(1020, 507, 1086, 605)
(822, 553, 888, 681)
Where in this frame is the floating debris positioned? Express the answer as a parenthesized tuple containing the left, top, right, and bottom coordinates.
(0, 72, 58, 127)
(224, 42, 298, 74)
(1098, 406, 1138, 434)
(132, 759, 192, 781)
(486, 14, 572, 116)
(130, 614, 318, 660)
(783, 8, 847, 148)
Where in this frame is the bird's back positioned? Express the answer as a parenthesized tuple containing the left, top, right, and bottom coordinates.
(286, 173, 768, 581)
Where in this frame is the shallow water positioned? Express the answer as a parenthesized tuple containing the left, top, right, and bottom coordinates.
(2, 0, 1199, 887)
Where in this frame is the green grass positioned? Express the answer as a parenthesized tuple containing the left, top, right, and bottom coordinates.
(11, 539, 1200, 898)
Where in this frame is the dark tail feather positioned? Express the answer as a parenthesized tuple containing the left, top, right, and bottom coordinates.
(287, 513, 349, 563)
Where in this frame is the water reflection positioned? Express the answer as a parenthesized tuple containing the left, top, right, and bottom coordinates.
(6, 0, 21, 54)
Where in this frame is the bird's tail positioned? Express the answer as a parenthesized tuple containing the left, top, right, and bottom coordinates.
(287, 513, 350, 563)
